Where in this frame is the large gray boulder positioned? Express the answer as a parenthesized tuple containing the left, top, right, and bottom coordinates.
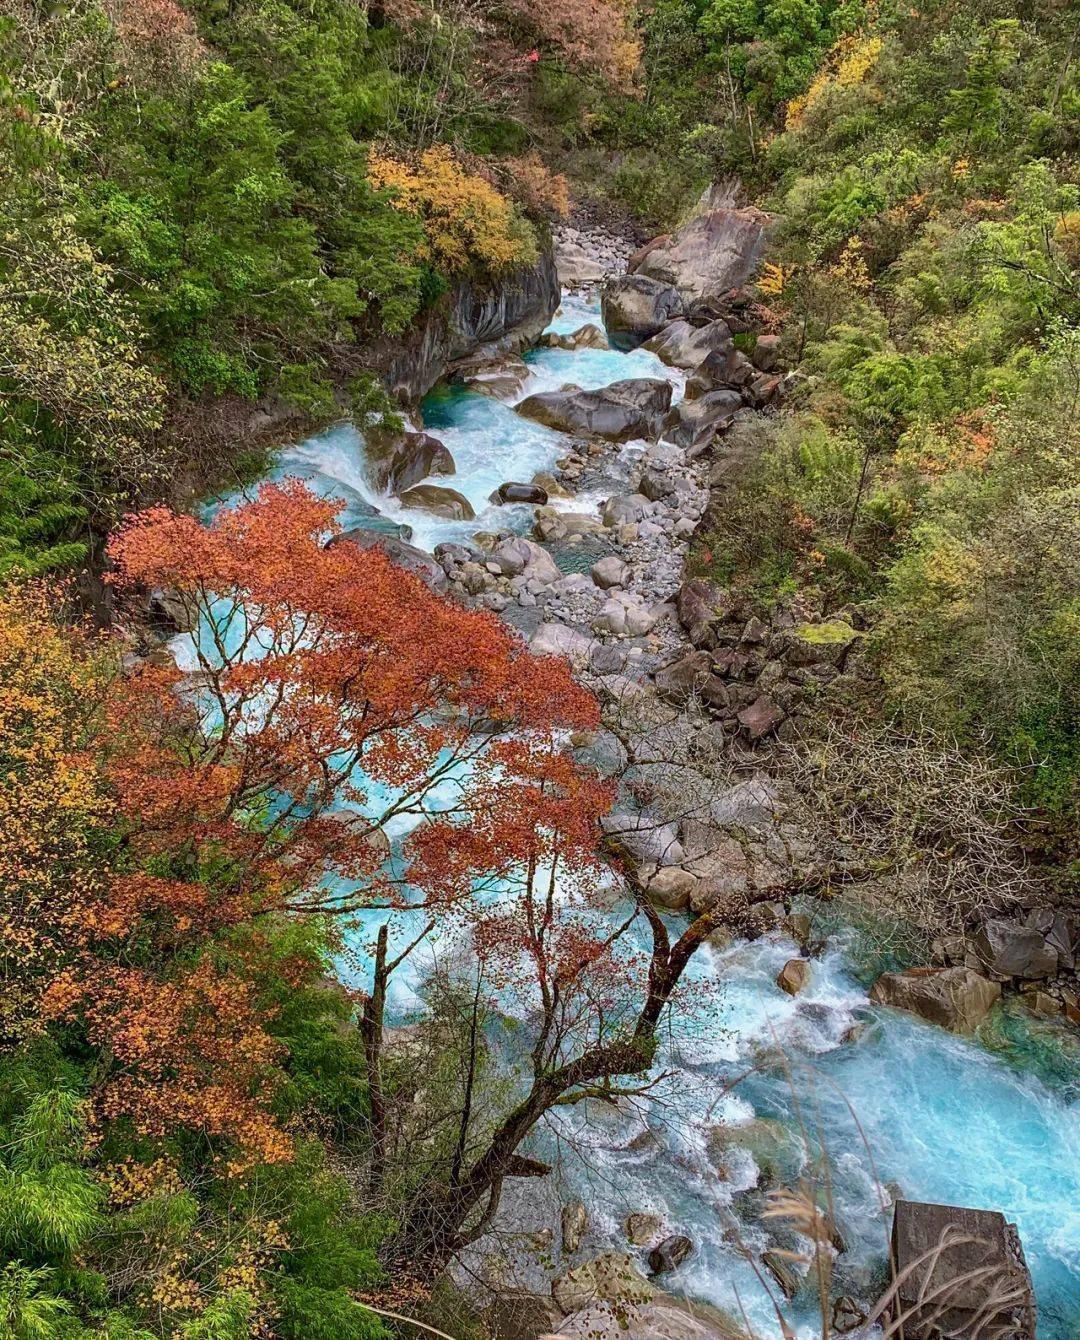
(364, 427, 455, 493)
(601, 276, 685, 351)
(529, 622, 596, 666)
(329, 529, 448, 593)
(643, 319, 733, 370)
(870, 966, 1001, 1035)
(974, 917, 1059, 980)
(664, 390, 744, 452)
(552, 1252, 655, 1315)
(560, 1297, 747, 1340)
(398, 484, 475, 520)
(635, 208, 769, 302)
(518, 379, 674, 444)
(491, 536, 561, 584)
(601, 812, 685, 869)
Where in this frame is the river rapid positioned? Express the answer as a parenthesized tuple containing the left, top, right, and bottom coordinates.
(198, 290, 1080, 1338)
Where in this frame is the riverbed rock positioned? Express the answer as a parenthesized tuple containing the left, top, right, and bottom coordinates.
(518, 379, 674, 443)
(602, 493, 651, 528)
(562, 1200, 588, 1255)
(635, 208, 769, 303)
(973, 917, 1059, 981)
(546, 322, 611, 351)
(664, 389, 744, 452)
(558, 1296, 748, 1340)
(890, 1200, 1036, 1340)
(654, 650, 713, 705)
(777, 958, 811, 996)
(491, 536, 560, 583)
(762, 1249, 799, 1300)
(530, 622, 596, 666)
(601, 276, 686, 351)
(869, 966, 1001, 1035)
(591, 555, 631, 589)
(643, 318, 734, 370)
(492, 481, 549, 506)
(329, 528, 448, 593)
(365, 426, 455, 493)
(552, 1252, 655, 1315)
(601, 812, 685, 869)
(640, 866, 699, 911)
(398, 484, 475, 520)
(648, 1235, 694, 1276)
(454, 357, 530, 400)
(626, 1212, 662, 1246)
(592, 592, 658, 637)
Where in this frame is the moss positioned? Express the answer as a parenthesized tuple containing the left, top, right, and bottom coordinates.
(793, 619, 860, 645)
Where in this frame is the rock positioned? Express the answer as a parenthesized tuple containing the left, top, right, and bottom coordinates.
(365, 426, 455, 494)
(785, 620, 860, 668)
(530, 623, 596, 666)
(562, 1200, 588, 1255)
(640, 866, 698, 912)
(664, 389, 744, 452)
(648, 1235, 693, 1276)
(869, 966, 1001, 1035)
(601, 275, 685, 351)
(1020, 988, 1062, 1018)
(643, 318, 733, 370)
(676, 579, 730, 646)
(564, 322, 610, 350)
(591, 555, 631, 589)
(518, 379, 674, 444)
(625, 1212, 662, 1246)
(552, 1252, 655, 1315)
(1025, 905, 1078, 970)
(559, 1296, 747, 1340)
(531, 470, 572, 500)
(684, 347, 756, 399)
(736, 695, 785, 740)
(486, 1291, 563, 1339)
(973, 918, 1058, 981)
(635, 208, 770, 302)
(638, 468, 674, 502)
(492, 481, 549, 506)
(601, 812, 685, 868)
(626, 233, 671, 275)
(707, 1119, 802, 1189)
(492, 536, 561, 583)
(534, 510, 606, 543)
(751, 334, 782, 372)
(592, 593, 657, 637)
(890, 1200, 1036, 1340)
(831, 1295, 865, 1334)
(454, 357, 530, 400)
(398, 484, 475, 520)
(653, 651, 713, 705)
(602, 494, 650, 528)
(762, 1249, 799, 1300)
(777, 958, 810, 996)
(329, 528, 448, 593)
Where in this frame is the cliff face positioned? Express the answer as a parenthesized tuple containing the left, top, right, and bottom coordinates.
(374, 244, 560, 403)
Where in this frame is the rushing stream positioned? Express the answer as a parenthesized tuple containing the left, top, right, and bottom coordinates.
(201, 291, 1080, 1337)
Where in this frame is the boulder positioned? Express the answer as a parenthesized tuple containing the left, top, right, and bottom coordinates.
(592, 593, 658, 637)
(648, 1235, 693, 1276)
(552, 1252, 655, 1315)
(869, 966, 1001, 1035)
(973, 918, 1059, 981)
(762, 1249, 799, 1300)
(591, 555, 631, 590)
(640, 866, 698, 912)
(454, 357, 530, 400)
(398, 484, 475, 520)
(626, 1212, 662, 1246)
(685, 347, 757, 399)
(785, 620, 860, 668)
(601, 276, 685, 351)
(1025, 905, 1078, 970)
(530, 623, 596, 666)
(518, 379, 674, 444)
(638, 468, 674, 502)
(534, 510, 606, 543)
(329, 529, 447, 593)
(635, 208, 769, 302)
(890, 1200, 1036, 1340)
(643, 318, 734, 370)
(676, 579, 731, 646)
(365, 427, 455, 493)
(559, 1296, 747, 1340)
(491, 536, 561, 583)
(492, 481, 549, 506)
(654, 651, 713, 705)
(562, 1200, 588, 1255)
(736, 695, 785, 741)
(601, 813, 685, 869)
(602, 494, 651, 528)
(776, 958, 810, 997)
(751, 334, 781, 372)
(551, 322, 611, 351)
(663, 389, 744, 452)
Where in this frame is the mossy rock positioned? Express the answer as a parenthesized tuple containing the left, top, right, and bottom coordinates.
(787, 620, 861, 666)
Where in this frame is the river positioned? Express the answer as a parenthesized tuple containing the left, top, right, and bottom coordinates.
(199, 290, 1080, 1337)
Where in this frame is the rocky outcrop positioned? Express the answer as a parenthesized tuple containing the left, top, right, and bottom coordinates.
(973, 917, 1059, 980)
(643, 319, 733, 370)
(601, 276, 685, 351)
(869, 966, 1001, 1034)
(632, 208, 770, 303)
(518, 379, 674, 443)
(552, 1252, 655, 1314)
(375, 245, 560, 402)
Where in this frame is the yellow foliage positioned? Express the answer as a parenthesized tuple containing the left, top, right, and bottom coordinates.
(1054, 211, 1080, 269)
(786, 34, 884, 130)
(828, 236, 872, 292)
(368, 146, 539, 276)
(758, 260, 795, 300)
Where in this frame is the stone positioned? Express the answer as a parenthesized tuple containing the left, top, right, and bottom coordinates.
(492, 481, 549, 506)
(591, 555, 631, 589)
(676, 578, 730, 645)
(364, 426, 455, 493)
(531, 470, 572, 500)
(653, 651, 713, 705)
(552, 1252, 655, 1315)
(601, 275, 685, 351)
(329, 528, 448, 593)
(664, 389, 744, 452)
(890, 1200, 1036, 1340)
(869, 966, 1001, 1035)
(592, 594, 658, 637)
(492, 536, 561, 584)
(601, 812, 685, 868)
(751, 333, 782, 372)
(559, 1296, 747, 1340)
(973, 918, 1059, 980)
(454, 357, 530, 400)
(642, 318, 734, 370)
(518, 379, 674, 444)
(602, 493, 651, 527)
(831, 1296, 865, 1334)
(635, 207, 770, 302)
(785, 620, 860, 668)
(684, 346, 756, 399)
(1020, 988, 1062, 1018)
(562, 1200, 588, 1255)
(625, 1212, 662, 1246)
(529, 622, 596, 666)
(737, 695, 785, 740)
(640, 866, 698, 912)
(777, 958, 810, 996)
(1025, 906, 1078, 969)
(638, 468, 674, 502)
(398, 484, 475, 520)
(648, 1235, 693, 1276)
(762, 1250, 799, 1300)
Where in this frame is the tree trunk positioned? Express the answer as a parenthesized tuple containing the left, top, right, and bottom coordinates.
(361, 924, 390, 1198)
